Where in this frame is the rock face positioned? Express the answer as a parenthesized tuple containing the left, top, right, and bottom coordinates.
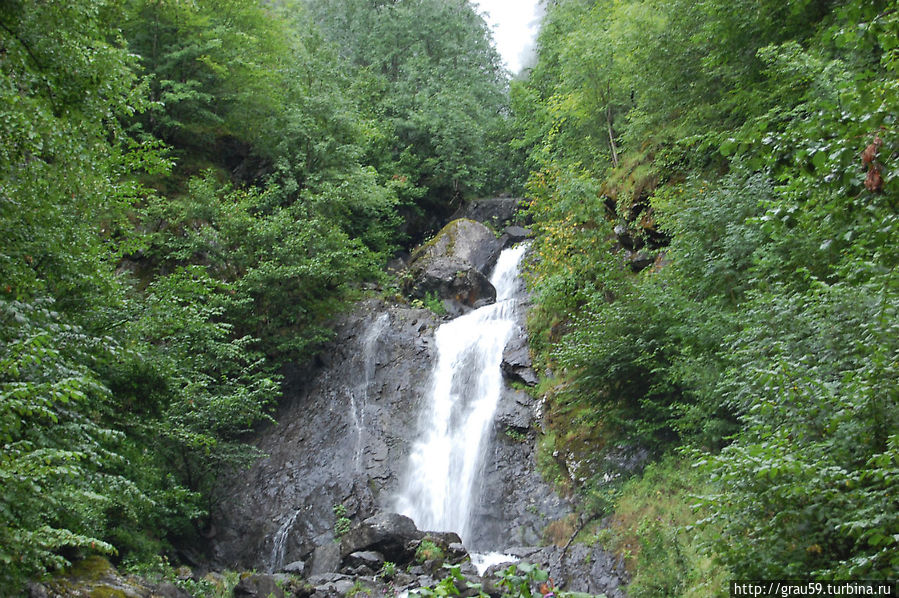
(405, 219, 503, 315)
(205, 225, 627, 593)
(208, 291, 569, 570)
(209, 300, 443, 570)
(505, 544, 628, 598)
(501, 332, 538, 386)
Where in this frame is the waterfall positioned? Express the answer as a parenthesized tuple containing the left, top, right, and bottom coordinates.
(349, 313, 389, 472)
(394, 244, 528, 545)
(268, 508, 301, 573)
(267, 313, 388, 573)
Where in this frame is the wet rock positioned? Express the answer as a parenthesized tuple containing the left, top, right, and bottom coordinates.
(340, 512, 424, 563)
(495, 388, 533, 431)
(447, 542, 469, 564)
(344, 550, 384, 570)
(501, 334, 538, 386)
(308, 573, 359, 598)
(283, 560, 305, 575)
(208, 301, 441, 570)
(502, 225, 532, 245)
(409, 256, 497, 316)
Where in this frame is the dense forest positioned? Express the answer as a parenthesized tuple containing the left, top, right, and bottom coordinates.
(1, 0, 896, 595)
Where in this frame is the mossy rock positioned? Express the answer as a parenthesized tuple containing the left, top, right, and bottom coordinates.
(67, 556, 116, 582)
(410, 219, 502, 274)
(88, 586, 130, 598)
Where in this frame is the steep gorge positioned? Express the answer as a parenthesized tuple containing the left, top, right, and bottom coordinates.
(206, 205, 626, 596)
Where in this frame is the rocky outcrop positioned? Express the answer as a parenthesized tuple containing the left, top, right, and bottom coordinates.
(27, 556, 192, 598)
(204, 232, 627, 594)
(405, 219, 503, 315)
(209, 300, 443, 571)
(504, 544, 627, 597)
(338, 512, 424, 562)
(501, 333, 538, 386)
(501, 225, 532, 246)
(451, 196, 528, 229)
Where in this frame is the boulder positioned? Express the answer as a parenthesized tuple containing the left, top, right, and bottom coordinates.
(234, 574, 285, 598)
(502, 225, 532, 245)
(344, 550, 385, 570)
(411, 219, 503, 274)
(309, 543, 342, 575)
(409, 256, 497, 316)
(406, 219, 503, 314)
(339, 512, 424, 563)
(307, 573, 360, 598)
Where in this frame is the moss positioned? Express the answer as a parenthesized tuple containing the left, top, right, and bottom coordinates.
(88, 586, 129, 598)
(67, 556, 115, 582)
(542, 513, 579, 547)
(410, 218, 480, 262)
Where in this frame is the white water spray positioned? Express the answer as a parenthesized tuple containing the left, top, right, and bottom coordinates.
(394, 244, 528, 544)
(268, 508, 301, 573)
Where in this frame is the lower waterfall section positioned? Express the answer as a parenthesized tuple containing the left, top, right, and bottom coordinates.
(393, 244, 528, 546)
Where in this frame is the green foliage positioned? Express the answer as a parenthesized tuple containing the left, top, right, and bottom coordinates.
(413, 564, 490, 598)
(306, 0, 515, 209)
(590, 457, 728, 598)
(0, 299, 134, 588)
(411, 291, 448, 316)
(378, 561, 396, 581)
(415, 539, 445, 563)
(518, 0, 899, 586)
(347, 580, 372, 598)
(333, 504, 351, 539)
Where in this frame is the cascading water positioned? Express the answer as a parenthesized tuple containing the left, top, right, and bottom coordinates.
(349, 313, 389, 473)
(268, 508, 301, 573)
(394, 244, 528, 545)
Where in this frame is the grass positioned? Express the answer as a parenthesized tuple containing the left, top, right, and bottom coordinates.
(586, 454, 729, 598)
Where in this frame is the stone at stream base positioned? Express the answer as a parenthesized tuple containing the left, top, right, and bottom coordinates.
(309, 542, 342, 575)
(339, 512, 424, 562)
(344, 550, 384, 570)
(234, 573, 285, 598)
(283, 560, 306, 575)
